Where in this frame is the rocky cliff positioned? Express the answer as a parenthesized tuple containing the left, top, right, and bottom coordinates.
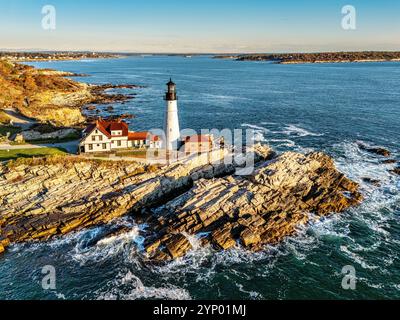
(0, 59, 140, 126)
(144, 151, 362, 260)
(0, 146, 362, 259)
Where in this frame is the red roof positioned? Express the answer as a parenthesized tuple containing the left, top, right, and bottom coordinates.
(185, 135, 211, 143)
(85, 120, 129, 138)
(84, 120, 161, 143)
(128, 131, 149, 141)
(100, 120, 129, 137)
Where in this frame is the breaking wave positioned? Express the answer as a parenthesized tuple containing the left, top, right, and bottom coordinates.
(95, 270, 191, 300)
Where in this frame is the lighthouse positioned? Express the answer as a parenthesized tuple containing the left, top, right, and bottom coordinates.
(163, 79, 181, 151)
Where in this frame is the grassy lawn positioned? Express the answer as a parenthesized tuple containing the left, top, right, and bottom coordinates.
(0, 147, 67, 161)
(0, 125, 22, 137)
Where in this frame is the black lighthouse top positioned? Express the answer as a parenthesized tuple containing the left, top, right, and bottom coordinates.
(165, 78, 177, 101)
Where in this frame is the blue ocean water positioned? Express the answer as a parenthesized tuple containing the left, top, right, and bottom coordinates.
(0, 56, 399, 299)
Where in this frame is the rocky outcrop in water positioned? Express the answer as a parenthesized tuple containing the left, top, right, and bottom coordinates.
(0, 149, 232, 253)
(144, 151, 362, 261)
(390, 167, 400, 176)
(357, 142, 391, 157)
(0, 146, 362, 258)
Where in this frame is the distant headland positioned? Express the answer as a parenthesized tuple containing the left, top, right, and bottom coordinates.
(214, 51, 400, 64)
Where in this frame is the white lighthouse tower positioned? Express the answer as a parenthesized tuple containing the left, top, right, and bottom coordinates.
(163, 79, 181, 151)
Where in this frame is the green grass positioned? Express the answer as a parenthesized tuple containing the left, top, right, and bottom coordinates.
(0, 125, 21, 137)
(0, 147, 67, 161)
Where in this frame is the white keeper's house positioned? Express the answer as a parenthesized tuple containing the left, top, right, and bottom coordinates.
(79, 119, 161, 153)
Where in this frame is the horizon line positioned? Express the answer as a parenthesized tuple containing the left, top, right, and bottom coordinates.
(2, 49, 400, 55)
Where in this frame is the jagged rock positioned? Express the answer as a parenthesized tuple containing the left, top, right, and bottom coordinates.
(211, 223, 237, 250)
(240, 227, 261, 247)
(165, 234, 192, 259)
(382, 159, 397, 164)
(0, 145, 362, 261)
(362, 177, 381, 187)
(91, 225, 132, 246)
(13, 133, 25, 143)
(390, 167, 400, 176)
(144, 151, 362, 260)
(0, 236, 9, 254)
(0, 148, 231, 248)
(358, 143, 391, 157)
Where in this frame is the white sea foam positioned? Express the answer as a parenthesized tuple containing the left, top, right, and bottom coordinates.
(241, 123, 270, 133)
(328, 140, 400, 275)
(96, 270, 191, 300)
(70, 219, 141, 266)
(235, 283, 264, 300)
(280, 124, 324, 137)
(240, 122, 323, 149)
(340, 245, 379, 270)
(268, 138, 296, 147)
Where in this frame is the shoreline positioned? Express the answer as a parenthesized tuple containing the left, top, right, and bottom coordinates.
(279, 58, 400, 65)
(0, 145, 363, 260)
(0, 51, 123, 63)
(214, 51, 400, 65)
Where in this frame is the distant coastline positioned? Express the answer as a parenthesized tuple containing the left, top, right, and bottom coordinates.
(5, 51, 400, 64)
(213, 51, 400, 64)
(0, 51, 120, 62)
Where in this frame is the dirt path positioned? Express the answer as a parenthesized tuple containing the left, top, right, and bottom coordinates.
(3, 108, 37, 129)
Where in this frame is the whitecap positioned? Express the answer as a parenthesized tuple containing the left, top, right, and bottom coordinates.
(340, 245, 379, 270)
(279, 124, 324, 137)
(96, 270, 191, 300)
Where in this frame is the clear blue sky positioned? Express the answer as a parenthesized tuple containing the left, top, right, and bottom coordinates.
(1, 0, 399, 52)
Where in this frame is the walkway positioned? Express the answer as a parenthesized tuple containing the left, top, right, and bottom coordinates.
(3, 108, 37, 130)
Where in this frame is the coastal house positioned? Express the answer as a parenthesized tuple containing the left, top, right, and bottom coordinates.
(79, 119, 161, 153)
(182, 135, 213, 154)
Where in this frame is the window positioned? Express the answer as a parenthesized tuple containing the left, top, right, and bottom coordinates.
(97, 144, 100, 147)
(99, 136, 103, 141)
(92, 136, 96, 141)
(102, 143, 107, 150)
(117, 140, 121, 147)
(95, 130, 98, 134)
(89, 144, 93, 151)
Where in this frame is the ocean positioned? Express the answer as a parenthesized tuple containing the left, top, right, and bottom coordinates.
(0, 56, 399, 299)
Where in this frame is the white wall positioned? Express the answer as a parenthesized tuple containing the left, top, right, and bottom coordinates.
(110, 137, 129, 149)
(164, 100, 180, 151)
(81, 130, 112, 152)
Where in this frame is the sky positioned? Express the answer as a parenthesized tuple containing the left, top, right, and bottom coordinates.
(1, 0, 400, 53)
